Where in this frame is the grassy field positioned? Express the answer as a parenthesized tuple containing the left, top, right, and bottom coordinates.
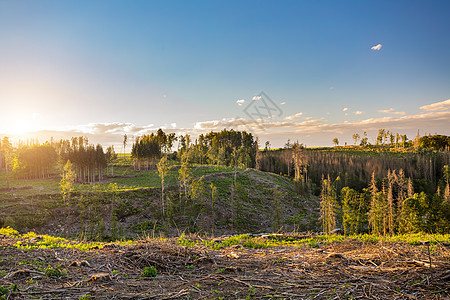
(0, 159, 244, 197)
(0, 157, 311, 237)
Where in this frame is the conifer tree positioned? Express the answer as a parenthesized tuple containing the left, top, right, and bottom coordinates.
(320, 175, 339, 234)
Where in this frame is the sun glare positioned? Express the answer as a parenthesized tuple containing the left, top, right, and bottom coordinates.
(4, 119, 33, 135)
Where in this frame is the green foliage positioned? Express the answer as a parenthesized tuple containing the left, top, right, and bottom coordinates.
(129, 221, 163, 234)
(131, 134, 161, 170)
(418, 134, 450, 151)
(157, 155, 172, 216)
(60, 160, 75, 201)
(12, 231, 103, 251)
(0, 286, 10, 297)
(58, 137, 107, 184)
(43, 265, 66, 277)
(141, 266, 157, 277)
(341, 187, 368, 234)
(12, 143, 57, 179)
(114, 200, 142, 221)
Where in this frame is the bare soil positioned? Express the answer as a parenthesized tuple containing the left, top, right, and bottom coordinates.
(1, 234, 449, 299)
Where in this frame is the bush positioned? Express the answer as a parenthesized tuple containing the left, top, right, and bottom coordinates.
(44, 265, 66, 277)
(141, 266, 157, 277)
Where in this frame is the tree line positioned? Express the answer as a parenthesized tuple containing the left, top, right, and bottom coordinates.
(0, 136, 116, 184)
(257, 133, 450, 193)
(320, 167, 450, 235)
(130, 129, 257, 169)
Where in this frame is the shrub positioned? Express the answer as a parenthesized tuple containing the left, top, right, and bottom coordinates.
(141, 266, 157, 277)
(44, 265, 66, 277)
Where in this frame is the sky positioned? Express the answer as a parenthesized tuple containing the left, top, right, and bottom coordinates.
(0, 0, 449, 149)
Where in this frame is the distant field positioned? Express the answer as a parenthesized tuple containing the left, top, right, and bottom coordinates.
(0, 160, 243, 197)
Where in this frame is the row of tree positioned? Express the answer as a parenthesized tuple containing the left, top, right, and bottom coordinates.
(130, 129, 258, 169)
(257, 146, 450, 193)
(1, 136, 116, 183)
(320, 167, 450, 235)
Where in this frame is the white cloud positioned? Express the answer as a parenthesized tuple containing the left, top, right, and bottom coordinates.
(343, 107, 348, 111)
(280, 101, 286, 105)
(284, 112, 303, 121)
(371, 44, 382, 51)
(4, 109, 449, 149)
(252, 95, 262, 101)
(378, 108, 406, 115)
(420, 99, 450, 111)
(355, 111, 363, 115)
(236, 99, 245, 106)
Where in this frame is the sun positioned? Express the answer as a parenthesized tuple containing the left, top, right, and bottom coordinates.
(9, 119, 32, 134)
(0, 116, 37, 135)
(0, 111, 42, 136)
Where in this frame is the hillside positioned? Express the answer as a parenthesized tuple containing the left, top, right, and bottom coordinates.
(0, 165, 318, 238)
(0, 228, 449, 299)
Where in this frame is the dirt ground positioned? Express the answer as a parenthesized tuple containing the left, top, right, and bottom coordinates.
(1, 234, 449, 299)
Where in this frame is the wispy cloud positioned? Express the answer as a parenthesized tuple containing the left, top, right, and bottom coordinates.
(371, 44, 382, 51)
(355, 111, 363, 115)
(280, 101, 286, 105)
(72, 122, 157, 136)
(343, 107, 349, 112)
(284, 112, 303, 120)
(3, 102, 449, 148)
(378, 108, 406, 115)
(236, 99, 245, 106)
(420, 99, 450, 111)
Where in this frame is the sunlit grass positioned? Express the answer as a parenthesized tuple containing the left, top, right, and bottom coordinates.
(177, 232, 450, 250)
(0, 227, 134, 251)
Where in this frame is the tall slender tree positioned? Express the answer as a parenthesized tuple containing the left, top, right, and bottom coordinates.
(157, 155, 172, 217)
(123, 134, 128, 158)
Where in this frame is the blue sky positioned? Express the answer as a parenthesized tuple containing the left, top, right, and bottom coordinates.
(0, 0, 449, 147)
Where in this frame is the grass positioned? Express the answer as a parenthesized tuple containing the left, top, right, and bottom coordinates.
(177, 232, 450, 250)
(0, 159, 251, 199)
(0, 227, 111, 251)
(2, 226, 449, 255)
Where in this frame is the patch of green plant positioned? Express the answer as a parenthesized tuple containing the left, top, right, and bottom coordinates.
(129, 221, 163, 234)
(19, 259, 45, 267)
(12, 231, 103, 251)
(42, 265, 66, 277)
(114, 200, 142, 220)
(141, 266, 157, 277)
(0, 286, 9, 297)
(0, 227, 19, 237)
(0, 284, 18, 298)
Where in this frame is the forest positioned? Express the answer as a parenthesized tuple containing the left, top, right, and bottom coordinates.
(1, 129, 449, 237)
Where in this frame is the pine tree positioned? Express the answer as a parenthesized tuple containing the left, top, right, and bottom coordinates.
(320, 175, 339, 234)
(341, 187, 360, 234)
(368, 172, 387, 235)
